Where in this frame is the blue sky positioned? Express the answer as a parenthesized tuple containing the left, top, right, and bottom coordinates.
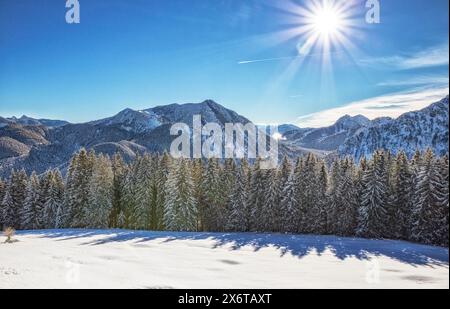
(0, 0, 448, 127)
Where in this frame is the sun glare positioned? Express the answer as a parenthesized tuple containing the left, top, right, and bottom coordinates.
(312, 7, 343, 37)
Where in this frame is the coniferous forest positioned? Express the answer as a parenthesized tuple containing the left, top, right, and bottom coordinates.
(0, 148, 448, 247)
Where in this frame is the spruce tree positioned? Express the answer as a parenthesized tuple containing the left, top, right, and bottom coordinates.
(227, 161, 250, 232)
(86, 155, 114, 228)
(109, 153, 127, 228)
(297, 153, 318, 234)
(437, 156, 449, 246)
(330, 158, 358, 236)
(3, 170, 28, 229)
(257, 168, 280, 232)
(279, 173, 298, 233)
(391, 152, 413, 239)
(164, 159, 197, 231)
(65, 149, 94, 228)
(201, 158, 223, 231)
(357, 151, 390, 239)
(51, 170, 66, 229)
(411, 149, 446, 245)
(248, 158, 265, 231)
(21, 172, 41, 230)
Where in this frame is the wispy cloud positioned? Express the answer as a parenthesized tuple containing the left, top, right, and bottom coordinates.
(297, 86, 449, 128)
(377, 75, 449, 87)
(360, 43, 449, 70)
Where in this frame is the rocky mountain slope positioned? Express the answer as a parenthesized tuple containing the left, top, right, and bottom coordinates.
(338, 96, 449, 160)
(0, 96, 448, 177)
(0, 100, 291, 177)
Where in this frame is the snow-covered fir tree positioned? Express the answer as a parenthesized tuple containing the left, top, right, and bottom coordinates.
(0, 178, 5, 215)
(329, 158, 359, 236)
(64, 149, 95, 228)
(87, 155, 113, 228)
(357, 151, 391, 239)
(51, 170, 66, 229)
(297, 153, 318, 234)
(312, 161, 328, 235)
(248, 158, 266, 231)
(201, 158, 223, 231)
(132, 154, 154, 229)
(164, 159, 197, 231)
(0, 147, 447, 247)
(227, 160, 250, 232)
(256, 168, 280, 232)
(279, 172, 298, 233)
(411, 149, 447, 245)
(21, 172, 41, 230)
(437, 155, 449, 246)
(391, 151, 413, 239)
(109, 153, 127, 228)
(1, 169, 28, 229)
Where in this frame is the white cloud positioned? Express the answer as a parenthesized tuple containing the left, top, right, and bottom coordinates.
(297, 86, 449, 128)
(377, 75, 449, 87)
(360, 43, 449, 70)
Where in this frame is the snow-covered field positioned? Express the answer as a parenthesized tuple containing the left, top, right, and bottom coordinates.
(0, 230, 448, 289)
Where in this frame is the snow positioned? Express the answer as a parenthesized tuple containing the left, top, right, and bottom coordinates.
(0, 230, 448, 289)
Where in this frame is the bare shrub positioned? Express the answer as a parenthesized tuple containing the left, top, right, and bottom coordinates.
(4, 227, 16, 243)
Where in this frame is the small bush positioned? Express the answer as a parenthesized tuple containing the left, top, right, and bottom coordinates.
(4, 227, 16, 243)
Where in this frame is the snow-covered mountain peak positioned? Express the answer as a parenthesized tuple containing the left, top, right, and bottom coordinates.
(335, 114, 371, 130)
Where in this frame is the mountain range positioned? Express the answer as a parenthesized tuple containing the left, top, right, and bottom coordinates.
(0, 96, 448, 177)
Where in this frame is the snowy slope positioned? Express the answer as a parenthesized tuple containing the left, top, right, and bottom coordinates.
(0, 230, 448, 289)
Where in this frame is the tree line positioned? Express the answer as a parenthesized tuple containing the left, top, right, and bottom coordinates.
(0, 148, 448, 247)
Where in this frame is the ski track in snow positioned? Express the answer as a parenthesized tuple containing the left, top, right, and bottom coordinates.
(0, 229, 448, 289)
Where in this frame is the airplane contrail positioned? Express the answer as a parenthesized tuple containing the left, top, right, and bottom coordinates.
(238, 56, 299, 64)
(238, 51, 342, 65)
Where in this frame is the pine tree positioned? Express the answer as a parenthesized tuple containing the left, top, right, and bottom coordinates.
(120, 155, 141, 229)
(87, 155, 113, 228)
(248, 158, 265, 231)
(132, 154, 154, 229)
(37, 171, 53, 229)
(313, 161, 328, 234)
(437, 156, 449, 246)
(21, 172, 41, 230)
(277, 156, 293, 232)
(0, 178, 5, 213)
(357, 151, 390, 239)
(329, 158, 359, 236)
(391, 152, 413, 239)
(411, 149, 447, 245)
(227, 161, 250, 232)
(297, 153, 318, 234)
(109, 153, 127, 228)
(51, 170, 66, 229)
(201, 158, 223, 231)
(256, 168, 280, 232)
(191, 158, 205, 231)
(64, 149, 94, 228)
(1, 184, 14, 229)
(221, 158, 237, 229)
(279, 173, 298, 233)
(164, 159, 197, 231)
(1, 170, 27, 229)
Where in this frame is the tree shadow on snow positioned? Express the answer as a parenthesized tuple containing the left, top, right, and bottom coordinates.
(17, 229, 449, 267)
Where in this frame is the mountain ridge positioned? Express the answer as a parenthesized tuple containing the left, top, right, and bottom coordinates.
(0, 96, 448, 177)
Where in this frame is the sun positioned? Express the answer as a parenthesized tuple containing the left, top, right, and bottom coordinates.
(312, 7, 344, 37)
